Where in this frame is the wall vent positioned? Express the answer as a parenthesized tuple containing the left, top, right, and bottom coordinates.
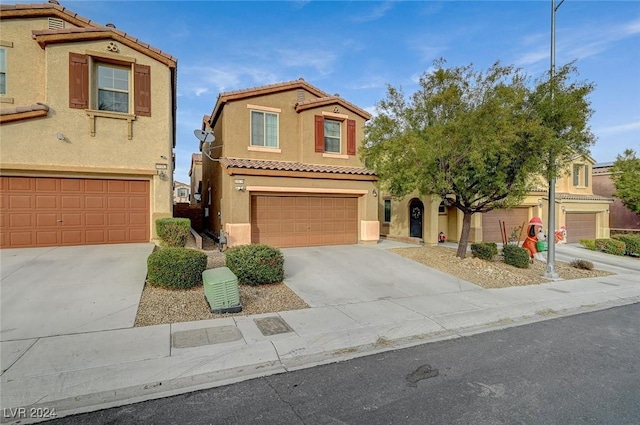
(296, 89, 305, 103)
(48, 18, 65, 30)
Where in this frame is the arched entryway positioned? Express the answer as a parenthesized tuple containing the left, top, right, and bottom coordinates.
(409, 198, 424, 239)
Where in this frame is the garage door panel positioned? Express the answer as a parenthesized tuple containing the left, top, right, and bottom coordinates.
(251, 195, 358, 248)
(565, 213, 596, 243)
(0, 177, 149, 248)
(482, 208, 530, 243)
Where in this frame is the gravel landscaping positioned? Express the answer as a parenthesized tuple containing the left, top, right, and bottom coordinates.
(135, 235, 613, 327)
(390, 245, 613, 288)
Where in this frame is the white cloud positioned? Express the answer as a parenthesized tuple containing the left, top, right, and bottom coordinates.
(351, 1, 395, 23)
(596, 120, 640, 135)
(276, 48, 338, 75)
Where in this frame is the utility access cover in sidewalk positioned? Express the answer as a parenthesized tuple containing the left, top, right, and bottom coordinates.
(254, 316, 294, 336)
(171, 325, 243, 348)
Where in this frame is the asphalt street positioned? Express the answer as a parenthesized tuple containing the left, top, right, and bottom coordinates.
(48, 302, 640, 425)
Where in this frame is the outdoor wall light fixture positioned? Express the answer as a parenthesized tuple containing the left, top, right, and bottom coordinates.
(372, 189, 378, 197)
(56, 132, 65, 140)
(235, 186, 245, 192)
(561, 206, 566, 214)
(538, 200, 544, 208)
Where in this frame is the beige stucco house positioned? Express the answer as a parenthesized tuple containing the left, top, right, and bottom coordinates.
(0, 1, 177, 248)
(189, 153, 202, 204)
(200, 79, 379, 248)
(173, 181, 190, 204)
(381, 155, 612, 245)
(593, 162, 640, 232)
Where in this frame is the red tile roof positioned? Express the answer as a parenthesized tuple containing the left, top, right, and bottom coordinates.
(295, 96, 372, 120)
(555, 193, 613, 202)
(218, 158, 376, 176)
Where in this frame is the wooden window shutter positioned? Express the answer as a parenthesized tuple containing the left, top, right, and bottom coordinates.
(347, 119, 356, 155)
(134, 64, 151, 116)
(314, 115, 324, 153)
(69, 52, 88, 109)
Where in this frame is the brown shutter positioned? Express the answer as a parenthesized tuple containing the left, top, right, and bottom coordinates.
(347, 119, 356, 155)
(314, 115, 324, 153)
(134, 64, 151, 116)
(69, 52, 88, 109)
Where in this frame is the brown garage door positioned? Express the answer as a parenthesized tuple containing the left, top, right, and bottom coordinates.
(251, 195, 358, 248)
(0, 177, 149, 248)
(482, 208, 530, 243)
(565, 213, 596, 243)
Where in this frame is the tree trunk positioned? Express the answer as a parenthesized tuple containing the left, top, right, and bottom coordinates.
(456, 211, 473, 259)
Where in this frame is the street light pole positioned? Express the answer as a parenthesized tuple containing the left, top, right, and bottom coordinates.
(544, 0, 564, 279)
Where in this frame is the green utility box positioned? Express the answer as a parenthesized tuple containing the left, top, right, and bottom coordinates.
(203, 267, 242, 314)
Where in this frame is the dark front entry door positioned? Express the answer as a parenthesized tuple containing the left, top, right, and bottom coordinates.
(409, 199, 424, 238)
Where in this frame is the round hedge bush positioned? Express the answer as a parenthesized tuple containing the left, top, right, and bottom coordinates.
(502, 244, 530, 269)
(225, 244, 284, 285)
(147, 247, 208, 289)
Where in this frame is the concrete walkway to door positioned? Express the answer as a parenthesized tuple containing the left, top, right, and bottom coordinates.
(0, 243, 154, 342)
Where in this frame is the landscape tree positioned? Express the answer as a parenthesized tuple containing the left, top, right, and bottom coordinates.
(362, 60, 595, 258)
(611, 149, 640, 214)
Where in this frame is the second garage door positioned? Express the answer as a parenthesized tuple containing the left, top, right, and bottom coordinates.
(251, 195, 358, 248)
(1, 176, 149, 248)
(565, 212, 596, 243)
(482, 208, 530, 243)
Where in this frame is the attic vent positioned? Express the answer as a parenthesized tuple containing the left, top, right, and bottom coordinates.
(48, 18, 64, 30)
(296, 89, 305, 103)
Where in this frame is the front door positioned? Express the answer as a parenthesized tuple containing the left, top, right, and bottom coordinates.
(409, 199, 424, 238)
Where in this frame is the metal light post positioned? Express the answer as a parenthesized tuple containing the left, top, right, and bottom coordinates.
(544, 0, 564, 279)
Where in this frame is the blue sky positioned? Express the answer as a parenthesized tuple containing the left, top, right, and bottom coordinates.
(59, 1, 640, 184)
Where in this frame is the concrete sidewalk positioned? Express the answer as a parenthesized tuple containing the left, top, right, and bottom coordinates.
(1, 245, 639, 424)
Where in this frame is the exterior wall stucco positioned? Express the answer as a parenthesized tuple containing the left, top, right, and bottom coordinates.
(0, 15, 175, 241)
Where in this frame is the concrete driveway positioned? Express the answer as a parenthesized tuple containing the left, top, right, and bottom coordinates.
(0, 243, 154, 341)
(282, 242, 478, 307)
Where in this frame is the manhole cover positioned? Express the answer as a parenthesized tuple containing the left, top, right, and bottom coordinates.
(172, 325, 242, 348)
(254, 316, 294, 336)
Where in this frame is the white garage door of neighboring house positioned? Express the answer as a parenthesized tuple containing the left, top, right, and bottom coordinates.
(482, 208, 530, 243)
(0, 176, 150, 248)
(565, 213, 597, 243)
(251, 195, 358, 248)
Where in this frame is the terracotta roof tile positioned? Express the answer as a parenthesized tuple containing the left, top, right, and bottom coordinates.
(555, 193, 612, 202)
(219, 158, 376, 176)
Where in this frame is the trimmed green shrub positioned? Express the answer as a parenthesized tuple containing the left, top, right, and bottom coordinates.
(569, 259, 594, 270)
(579, 239, 597, 251)
(226, 244, 284, 285)
(471, 242, 498, 261)
(596, 238, 626, 256)
(147, 247, 207, 289)
(613, 234, 640, 257)
(502, 244, 530, 269)
(156, 218, 191, 247)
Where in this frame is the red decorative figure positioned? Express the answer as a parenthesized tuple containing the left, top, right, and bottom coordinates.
(522, 217, 543, 259)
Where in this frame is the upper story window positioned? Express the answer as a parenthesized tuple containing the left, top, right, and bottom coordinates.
(251, 110, 278, 148)
(97, 64, 129, 113)
(69, 52, 151, 117)
(573, 164, 589, 187)
(177, 188, 189, 198)
(314, 115, 357, 155)
(324, 119, 341, 153)
(0, 48, 6, 95)
(438, 201, 447, 214)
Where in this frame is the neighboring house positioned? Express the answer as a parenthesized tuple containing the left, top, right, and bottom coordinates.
(200, 78, 379, 248)
(173, 181, 190, 204)
(593, 162, 640, 232)
(381, 155, 612, 244)
(0, 1, 177, 248)
(189, 153, 202, 204)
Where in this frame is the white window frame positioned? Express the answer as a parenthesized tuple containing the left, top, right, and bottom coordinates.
(324, 119, 341, 153)
(573, 163, 589, 187)
(0, 48, 6, 96)
(250, 110, 279, 148)
(177, 188, 189, 198)
(95, 62, 131, 114)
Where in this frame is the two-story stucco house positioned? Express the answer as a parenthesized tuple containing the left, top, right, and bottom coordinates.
(0, 1, 177, 248)
(200, 78, 379, 248)
(593, 162, 640, 232)
(189, 153, 202, 204)
(382, 155, 612, 245)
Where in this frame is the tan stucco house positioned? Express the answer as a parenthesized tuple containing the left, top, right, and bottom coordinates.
(381, 155, 612, 245)
(593, 162, 640, 232)
(0, 1, 177, 248)
(189, 153, 202, 204)
(200, 79, 379, 248)
(173, 181, 190, 204)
